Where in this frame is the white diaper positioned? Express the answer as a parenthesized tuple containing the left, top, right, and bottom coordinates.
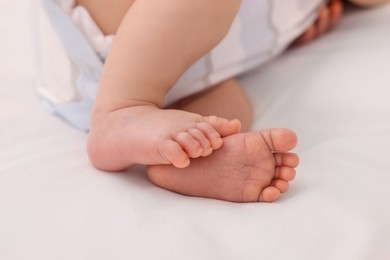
(55, 0, 113, 60)
(34, 0, 324, 131)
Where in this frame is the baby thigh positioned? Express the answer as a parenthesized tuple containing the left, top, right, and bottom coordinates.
(94, 0, 242, 111)
(75, 0, 136, 35)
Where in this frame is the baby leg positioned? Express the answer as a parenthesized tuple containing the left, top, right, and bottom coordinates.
(86, 0, 242, 171)
(170, 78, 254, 132)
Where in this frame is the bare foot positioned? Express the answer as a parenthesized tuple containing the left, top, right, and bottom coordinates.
(147, 128, 299, 203)
(88, 105, 241, 171)
(292, 0, 343, 46)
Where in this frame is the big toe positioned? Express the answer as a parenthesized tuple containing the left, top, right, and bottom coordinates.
(258, 186, 281, 202)
(259, 128, 298, 153)
(203, 116, 241, 137)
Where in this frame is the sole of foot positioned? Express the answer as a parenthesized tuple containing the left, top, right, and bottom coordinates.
(147, 128, 299, 203)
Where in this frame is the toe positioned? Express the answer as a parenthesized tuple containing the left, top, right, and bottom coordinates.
(188, 128, 213, 157)
(174, 132, 203, 158)
(158, 139, 190, 168)
(259, 128, 298, 153)
(272, 179, 289, 193)
(203, 115, 241, 137)
(273, 152, 300, 168)
(275, 166, 296, 181)
(196, 121, 224, 150)
(258, 186, 281, 202)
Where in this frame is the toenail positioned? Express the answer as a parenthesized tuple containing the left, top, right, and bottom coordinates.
(181, 158, 190, 168)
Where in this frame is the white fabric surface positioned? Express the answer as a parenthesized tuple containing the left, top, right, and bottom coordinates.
(1, 1, 390, 259)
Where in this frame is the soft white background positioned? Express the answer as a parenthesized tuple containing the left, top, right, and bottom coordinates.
(1, 1, 390, 259)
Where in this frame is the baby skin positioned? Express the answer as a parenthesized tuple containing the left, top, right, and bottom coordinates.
(82, 0, 299, 202)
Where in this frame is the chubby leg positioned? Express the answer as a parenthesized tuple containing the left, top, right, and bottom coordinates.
(171, 78, 254, 132)
(80, 0, 300, 202)
(85, 0, 242, 171)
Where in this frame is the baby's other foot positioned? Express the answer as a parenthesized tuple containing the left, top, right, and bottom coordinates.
(147, 128, 299, 203)
(88, 105, 241, 171)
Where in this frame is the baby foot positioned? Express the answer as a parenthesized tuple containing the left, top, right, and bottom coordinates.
(88, 105, 241, 171)
(147, 128, 299, 202)
(292, 0, 343, 46)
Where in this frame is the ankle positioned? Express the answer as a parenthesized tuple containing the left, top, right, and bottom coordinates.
(91, 99, 161, 121)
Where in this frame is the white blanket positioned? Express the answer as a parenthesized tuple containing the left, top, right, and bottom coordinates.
(1, 1, 390, 259)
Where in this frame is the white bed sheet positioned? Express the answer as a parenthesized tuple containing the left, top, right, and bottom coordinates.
(1, 1, 390, 259)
